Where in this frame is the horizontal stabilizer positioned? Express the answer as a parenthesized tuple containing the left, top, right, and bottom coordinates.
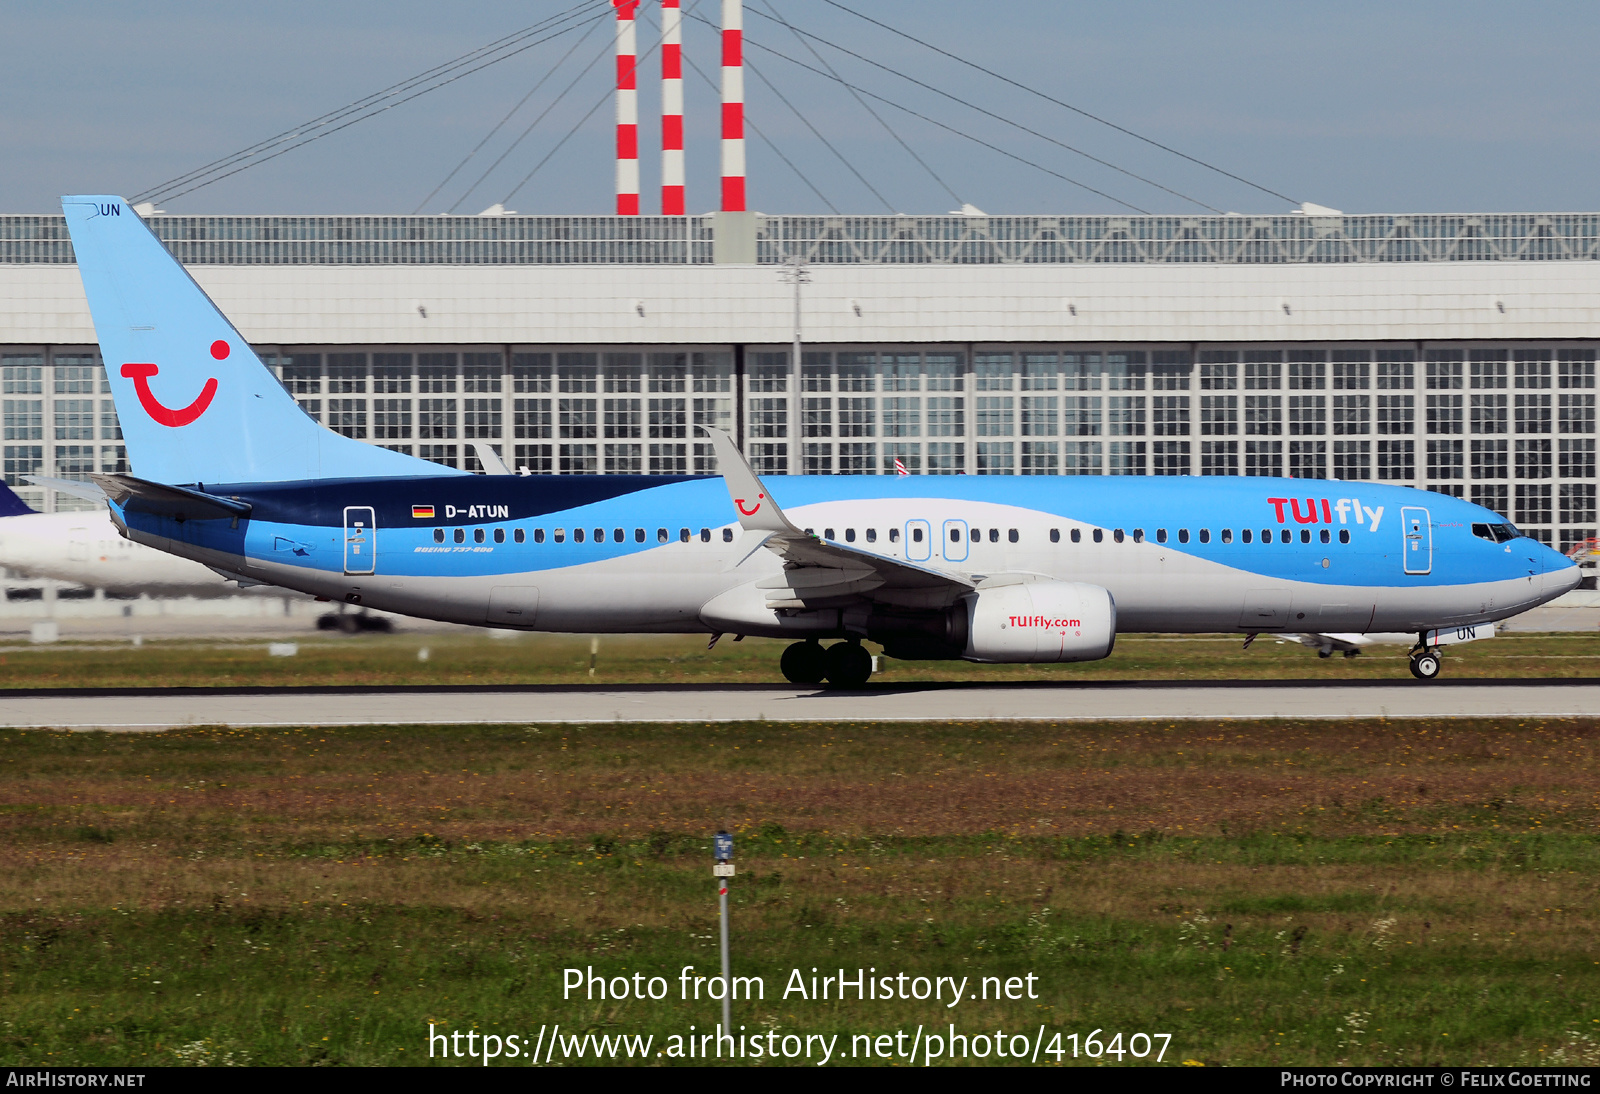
(92, 473, 252, 523)
(26, 476, 107, 505)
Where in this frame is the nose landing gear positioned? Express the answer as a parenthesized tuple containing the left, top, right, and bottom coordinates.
(780, 639, 873, 688)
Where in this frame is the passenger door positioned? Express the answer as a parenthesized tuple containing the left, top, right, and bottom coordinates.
(343, 506, 376, 575)
(905, 519, 931, 562)
(1401, 506, 1431, 575)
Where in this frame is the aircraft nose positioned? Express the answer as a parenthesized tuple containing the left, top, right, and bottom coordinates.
(1542, 545, 1581, 597)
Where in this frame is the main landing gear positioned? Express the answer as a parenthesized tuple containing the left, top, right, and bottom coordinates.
(1408, 644, 1443, 681)
(780, 639, 873, 688)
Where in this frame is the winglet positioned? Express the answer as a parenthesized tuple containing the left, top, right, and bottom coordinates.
(699, 426, 802, 534)
(471, 442, 512, 476)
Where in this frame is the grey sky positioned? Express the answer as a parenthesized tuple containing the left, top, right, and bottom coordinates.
(4, 1, 1598, 216)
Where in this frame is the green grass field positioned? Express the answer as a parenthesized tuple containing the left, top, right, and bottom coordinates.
(0, 628, 1594, 689)
(3, 717, 1599, 1067)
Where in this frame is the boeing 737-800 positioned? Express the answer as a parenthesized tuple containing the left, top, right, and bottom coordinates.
(59, 196, 1579, 686)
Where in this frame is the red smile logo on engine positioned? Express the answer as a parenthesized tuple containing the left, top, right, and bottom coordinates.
(120, 340, 227, 427)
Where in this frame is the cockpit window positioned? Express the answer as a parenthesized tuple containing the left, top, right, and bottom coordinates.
(1472, 522, 1519, 543)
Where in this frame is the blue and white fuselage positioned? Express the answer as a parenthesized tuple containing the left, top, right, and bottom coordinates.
(105, 470, 1575, 645)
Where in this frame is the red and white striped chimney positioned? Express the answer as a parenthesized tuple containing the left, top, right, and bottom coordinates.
(660, 0, 685, 215)
(719, 0, 745, 212)
(613, 0, 640, 216)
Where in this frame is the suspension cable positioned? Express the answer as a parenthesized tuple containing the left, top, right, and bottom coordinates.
(415, 12, 608, 214)
(448, 21, 616, 213)
(754, 0, 960, 209)
(747, 5, 1220, 213)
(141, 3, 602, 205)
(816, 0, 1298, 207)
(682, 51, 840, 213)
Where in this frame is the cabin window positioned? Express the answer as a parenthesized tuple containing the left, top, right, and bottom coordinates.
(1156, 528, 1168, 544)
(1241, 528, 1252, 544)
(970, 528, 980, 542)
(1320, 529, 1331, 544)
(988, 528, 1000, 543)
(554, 528, 565, 543)
(845, 528, 857, 543)
(950, 527, 961, 543)
(614, 528, 625, 542)
(1339, 529, 1350, 543)
(453, 528, 465, 544)
(1113, 528, 1125, 544)
(865, 528, 877, 543)
(679, 528, 691, 542)
(574, 528, 586, 543)
(517, 528, 528, 544)
(1300, 529, 1312, 544)
(634, 528, 645, 543)
(1177, 529, 1190, 544)
(826, 527, 836, 540)
(911, 527, 922, 543)
(658, 528, 669, 543)
(473, 528, 485, 544)
(890, 528, 901, 542)
(1262, 529, 1273, 544)
(1049, 528, 1060, 543)
(1280, 529, 1292, 544)
(1198, 528, 1211, 544)
(433, 528, 444, 543)
(1220, 528, 1232, 544)
(723, 527, 734, 542)
(1008, 528, 1019, 543)
(594, 528, 604, 542)
(1132, 528, 1144, 543)
(493, 528, 506, 544)
(700, 528, 711, 542)
(1070, 528, 1081, 543)
(1093, 528, 1104, 543)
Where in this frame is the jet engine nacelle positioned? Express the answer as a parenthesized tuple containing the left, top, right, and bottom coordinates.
(962, 581, 1116, 663)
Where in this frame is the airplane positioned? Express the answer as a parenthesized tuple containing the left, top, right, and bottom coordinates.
(59, 195, 1580, 686)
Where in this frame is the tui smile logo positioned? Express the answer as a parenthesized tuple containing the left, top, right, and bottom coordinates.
(119, 340, 226, 427)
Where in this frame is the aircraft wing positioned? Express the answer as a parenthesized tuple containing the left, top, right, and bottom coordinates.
(700, 427, 973, 609)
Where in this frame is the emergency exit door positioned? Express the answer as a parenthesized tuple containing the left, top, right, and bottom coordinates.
(344, 506, 376, 575)
(1401, 506, 1431, 575)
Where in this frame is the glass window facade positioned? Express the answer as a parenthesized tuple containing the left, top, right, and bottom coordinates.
(2, 340, 1592, 550)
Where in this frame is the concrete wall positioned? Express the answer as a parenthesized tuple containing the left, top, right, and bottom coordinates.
(4, 260, 1600, 347)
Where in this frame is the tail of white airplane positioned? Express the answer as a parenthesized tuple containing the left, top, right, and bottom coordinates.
(61, 195, 466, 486)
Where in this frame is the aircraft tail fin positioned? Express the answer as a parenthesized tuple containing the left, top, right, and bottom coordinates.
(61, 196, 467, 486)
(0, 482, 38, 517)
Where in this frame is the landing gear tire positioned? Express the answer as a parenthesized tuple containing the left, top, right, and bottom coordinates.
(1409, 650, 1442, 681)
(1317, 649, 1333, 659)
(780, 640, 827, 685)
(822, 641, 873, 688)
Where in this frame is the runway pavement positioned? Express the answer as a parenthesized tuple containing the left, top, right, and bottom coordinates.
(0, 679, 1596, 730)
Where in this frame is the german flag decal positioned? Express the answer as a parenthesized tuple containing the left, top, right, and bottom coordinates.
(412, 505, 435, 520)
